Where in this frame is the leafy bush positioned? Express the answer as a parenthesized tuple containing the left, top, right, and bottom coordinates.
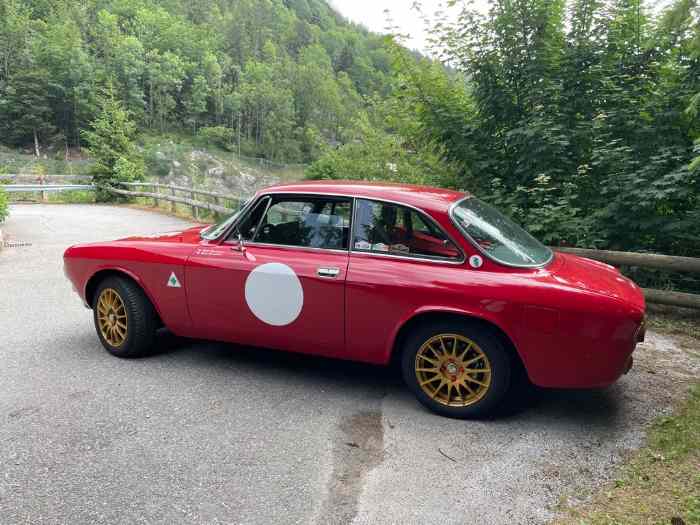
(0, 187, 8, 223)
(197, 126, 235, 152)
(484, 175, 599, 248)
(306, 116, 460, 189)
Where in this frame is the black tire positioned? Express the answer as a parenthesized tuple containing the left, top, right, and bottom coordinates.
(401, 319, 513, 419)
(92, 276, 157, 358)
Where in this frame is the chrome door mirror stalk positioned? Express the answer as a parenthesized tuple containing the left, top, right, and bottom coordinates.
(232, 233, 246, 253)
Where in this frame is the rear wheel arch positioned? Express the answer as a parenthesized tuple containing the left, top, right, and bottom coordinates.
(393, 310, 531, 418)
(389, 311, 524, 373)
(85, 269, 163, 327)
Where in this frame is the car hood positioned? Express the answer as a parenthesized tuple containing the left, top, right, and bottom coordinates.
(117, 225, 207, 244)
(549, 252, 645, 312)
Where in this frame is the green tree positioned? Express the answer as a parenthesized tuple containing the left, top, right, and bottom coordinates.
(306, 114, 460, 188)
(34, 17, 95, 148)
(184, 74, 210, 133)
(0, 0, 37, 83)
(82, 86, 144, 201)
(145, 49, 186, 131)
(0, 69, 58, 156)
(239, 60, 296, 159)
(92, 9, 147, 122)
(0, 0, 401, 161)
(417, 0, 700, 254)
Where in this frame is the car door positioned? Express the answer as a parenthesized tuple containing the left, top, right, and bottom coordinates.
(186, 194, 352, 357)
(345, 198, 466, 364)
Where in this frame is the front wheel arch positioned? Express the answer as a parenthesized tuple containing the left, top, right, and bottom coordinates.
(85, 269, 163, 327)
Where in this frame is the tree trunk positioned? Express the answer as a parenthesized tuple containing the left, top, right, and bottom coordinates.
(33, 129, 40, 158)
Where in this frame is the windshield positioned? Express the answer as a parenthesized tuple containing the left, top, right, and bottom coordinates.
(451, 198, 552, 267)
(200, 200, 249, 240)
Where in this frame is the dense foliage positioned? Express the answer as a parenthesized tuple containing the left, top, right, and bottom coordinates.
(0, 0, 393, 162)
(1, 0, 699, 263)
(312, 0, 699, 259)
(421, 0, 699, 256)
(82, 86, 145, 201)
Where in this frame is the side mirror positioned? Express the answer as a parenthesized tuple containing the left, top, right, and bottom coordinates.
(232, 232, 246, 253)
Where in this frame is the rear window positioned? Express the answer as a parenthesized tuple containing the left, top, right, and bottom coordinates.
(352, 199, 462, 260)
(451, 198, 552, 267)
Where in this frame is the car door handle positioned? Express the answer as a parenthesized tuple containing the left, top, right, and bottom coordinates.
(318, 267, 340, 278)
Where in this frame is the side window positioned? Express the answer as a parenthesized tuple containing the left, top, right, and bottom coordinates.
(253, 197, 352, 250)
(235, 196, 270, 240)
(352, 199, 461, 260)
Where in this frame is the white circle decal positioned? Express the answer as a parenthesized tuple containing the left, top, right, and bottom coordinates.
(469, 255, 484, 269)
(245, 263, 304, 326)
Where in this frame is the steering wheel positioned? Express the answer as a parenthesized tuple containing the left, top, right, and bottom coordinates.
(259, 223, 276, 240)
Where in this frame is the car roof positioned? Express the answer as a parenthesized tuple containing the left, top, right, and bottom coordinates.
(259, 180, 470, 215)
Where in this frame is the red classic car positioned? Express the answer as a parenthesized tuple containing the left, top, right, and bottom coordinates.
(63, 181, 646, 418)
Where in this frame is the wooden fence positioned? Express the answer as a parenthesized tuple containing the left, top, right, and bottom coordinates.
(106, 182, 242, 220)
(109, 182, 700, 309)
(5, 176, 699, 309)
(554, 247, 700, 310)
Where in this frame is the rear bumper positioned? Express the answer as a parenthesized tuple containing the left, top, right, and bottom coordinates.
(522, 315, 644, 389)
(636, 317, 647, 343)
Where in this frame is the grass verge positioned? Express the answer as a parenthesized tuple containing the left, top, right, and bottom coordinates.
(555, 315, 700, 525)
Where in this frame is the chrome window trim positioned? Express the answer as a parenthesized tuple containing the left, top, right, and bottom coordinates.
(200, 197, 255, 241)
(210, 195, 264, 242)
(249, 196, 272, 242)
(221, 193, 354, 253)
(448, 197, 554, 269)
(216, 190, 467, 264)
(349, 197, 466, 265)
(349, 249, 465, 265)
(223, 240, 350, 255)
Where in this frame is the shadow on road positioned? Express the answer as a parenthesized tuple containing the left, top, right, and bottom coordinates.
(142, 329, 626, 427)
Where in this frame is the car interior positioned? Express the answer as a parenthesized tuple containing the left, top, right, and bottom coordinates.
(231, 195, 461, 259)
(236, 197, 351, 250)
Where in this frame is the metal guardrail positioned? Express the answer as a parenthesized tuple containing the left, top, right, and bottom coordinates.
(2, 174, 95, 202)
(4, 184, 95, 193)
(0, 174, 92, 180)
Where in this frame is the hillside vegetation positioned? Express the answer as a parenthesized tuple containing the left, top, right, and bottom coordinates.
(1, 0, 699, 274)
(0, 0, 394, 163)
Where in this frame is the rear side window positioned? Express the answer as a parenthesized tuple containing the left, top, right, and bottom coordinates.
(352, 199, 461, 260)
(246, 196, 352, 250)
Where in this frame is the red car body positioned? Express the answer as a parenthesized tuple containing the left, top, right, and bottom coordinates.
(63, 181, 645, 389)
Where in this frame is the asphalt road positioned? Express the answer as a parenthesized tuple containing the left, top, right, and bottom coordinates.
(1, 204, 697, 525)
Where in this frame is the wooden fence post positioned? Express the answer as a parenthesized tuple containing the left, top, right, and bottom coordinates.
(153, 182, 160, 208)
(213, 196, 220, 221)
(170, 186, 176, 213)
(40, 173, 47, 202)
(191, 190, 199, 221)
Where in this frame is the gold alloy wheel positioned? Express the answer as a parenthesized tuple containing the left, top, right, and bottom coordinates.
(97, 288, 128, 347)
(415, 333, 492, 407)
